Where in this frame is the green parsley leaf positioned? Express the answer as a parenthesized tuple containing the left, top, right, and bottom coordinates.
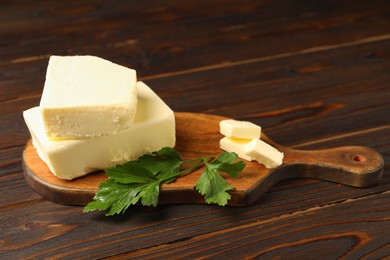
(194, 152, 244, 206)
(83, 180, 147, 216)
(84, 147, 246, 216)
(195, 152, 245, 206)
(195, 165, 234, 206)
(210, 152, 246, 178)
(106, 161, 157, 184)
(138, 181, 160, 206)
(138, 147, 183, 180)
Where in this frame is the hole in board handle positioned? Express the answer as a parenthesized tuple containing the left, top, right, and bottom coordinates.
(353, 155, 367, 163)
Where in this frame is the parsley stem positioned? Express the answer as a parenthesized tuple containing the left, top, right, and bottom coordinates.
(182, 156, 213, 164)
(179, 160, 204, 175)
(161, 156, 212, 183)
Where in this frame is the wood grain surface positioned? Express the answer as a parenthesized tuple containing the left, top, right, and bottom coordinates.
(0, 0, 389, 259)
(22, 112, 384, 207)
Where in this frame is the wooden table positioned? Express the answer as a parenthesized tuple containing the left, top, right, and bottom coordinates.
(1, 1, 389, 258)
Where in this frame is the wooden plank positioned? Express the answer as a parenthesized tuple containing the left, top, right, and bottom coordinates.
(1, 181, 388, 258)
(143, 39, 390, 146)
(0, 124, 387, 210)
(1, 39, 389, 205)
(1, 106, 387, 207)
(1, 0, 390, 100)
(0, 96, 40, 117)
(123, 192, 390, 259)
(0, 173, 42, 207)
(0, 1, 389, 258)
(1, 39, 389, 147)
(1, 39, 389, 207)
(2, 0, 390, 63)
(0, 146, 43, 207)
(0, 114, 31, 149)
(0, 126, 388, 258)
(0, 146, 24, 176)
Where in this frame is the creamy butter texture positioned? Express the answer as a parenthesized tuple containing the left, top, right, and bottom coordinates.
(40, 55, 138, 138)
(24, 82, 175, 180)
(219, 119, 283, 168)
(245, 139, 284, 168)
(220, 137, 252, 161)
(220, 119, 261, 139)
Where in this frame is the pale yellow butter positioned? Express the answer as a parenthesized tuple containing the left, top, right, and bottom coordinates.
(219, 119, 283, 168)
(24, 82, 175, 180)
(220, 137, 253, 161)
(40, 55, 137, 138)
(220, 119, 261, 139)
(245, 139, 283, 168)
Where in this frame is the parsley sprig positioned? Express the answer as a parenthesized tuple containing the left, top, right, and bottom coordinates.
(83, 147, 245, 216)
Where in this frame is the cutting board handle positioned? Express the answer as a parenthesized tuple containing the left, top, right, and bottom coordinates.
(280, 146, 384, 187)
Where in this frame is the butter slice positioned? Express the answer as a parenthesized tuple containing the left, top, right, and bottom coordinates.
(220, 119, 261, 139)
(40, 55, 137, 138)
(245, 139, 283, 169)
(24, 82, 175, 180)
(220, 137, 253, 161)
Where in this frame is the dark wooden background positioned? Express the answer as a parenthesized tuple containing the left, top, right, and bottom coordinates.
(1, 0, 389, 259)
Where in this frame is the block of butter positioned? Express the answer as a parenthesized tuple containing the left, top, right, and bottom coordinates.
(40, 55, 138, 138)
(220, 119, 261, 139)
(219, 119, 283, 168)
(245, 139, 284, 169)
(220, 137, 283, 168)
(24, 82, 175, 180)
(220, 137, 253, 161)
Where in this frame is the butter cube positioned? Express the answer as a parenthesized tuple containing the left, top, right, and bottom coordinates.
(220, 119, 261, 139)
(24, 82, 175, 180)
(220, 137, 253, 161)
(245, 139, 283, 168)
(40, 55, 137, 138)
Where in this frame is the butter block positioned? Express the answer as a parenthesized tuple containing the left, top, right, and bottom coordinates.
(24, 82, 175, 180)
(220, 119, 261, 139)
(220, 137, 253, 161)
(245, 139, 283, 168)
(40, 55, 137, 138)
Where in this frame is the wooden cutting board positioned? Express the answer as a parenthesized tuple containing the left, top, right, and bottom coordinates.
(22, 112, 384, 206)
